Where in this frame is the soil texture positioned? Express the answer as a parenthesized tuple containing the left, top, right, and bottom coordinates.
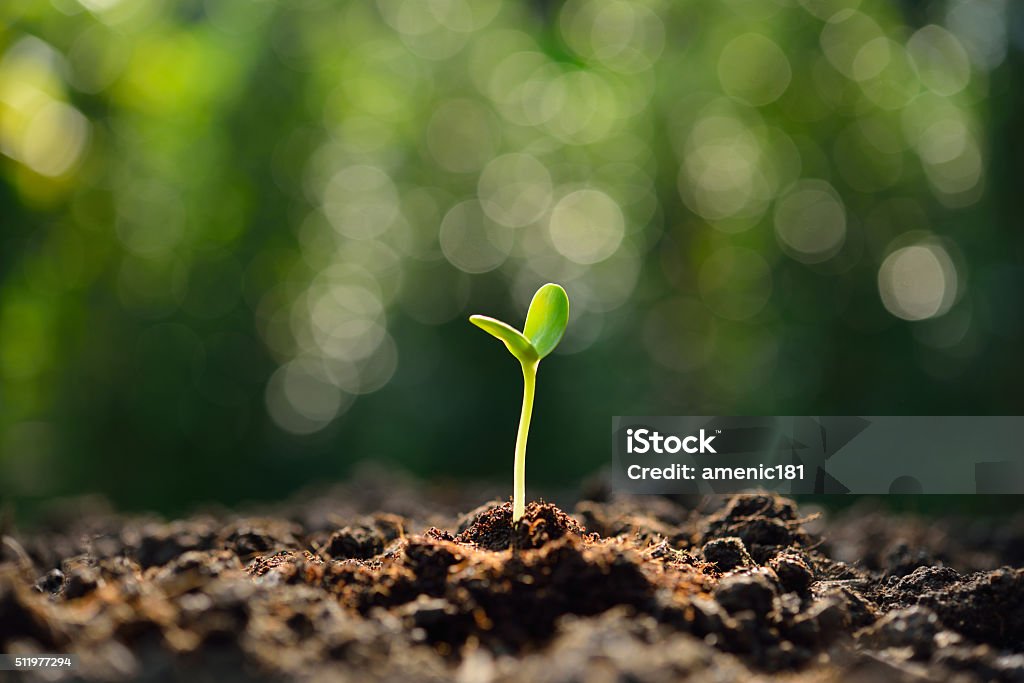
(2, 474, 1023, 682)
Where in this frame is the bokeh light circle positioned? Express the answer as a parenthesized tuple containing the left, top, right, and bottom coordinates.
(878, 241, 958, 321)
(478, 153, 553, 227)
(440, 199, 514, 273)
(548, 189, 625, 264)
(773, 179, 847, 262)
(265, 359, 352, 435)
(718, 33, 792, 106)
(322, 165, 399, 240)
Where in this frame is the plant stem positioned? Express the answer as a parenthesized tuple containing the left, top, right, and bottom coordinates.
(513, 359, 537, 522)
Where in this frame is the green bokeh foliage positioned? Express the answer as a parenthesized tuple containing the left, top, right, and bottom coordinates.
(0, 0, 1022, 514)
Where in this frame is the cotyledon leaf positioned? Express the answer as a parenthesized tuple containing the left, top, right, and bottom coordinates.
(469, 315, 538, 363)
(523, 283, 569, 359)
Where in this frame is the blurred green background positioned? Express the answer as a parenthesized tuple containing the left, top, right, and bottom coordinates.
(1, 0, 1022, 515)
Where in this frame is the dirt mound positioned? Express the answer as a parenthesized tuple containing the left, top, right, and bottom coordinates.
(455, 500, 590, 550)
(1, 489, 1022, 682)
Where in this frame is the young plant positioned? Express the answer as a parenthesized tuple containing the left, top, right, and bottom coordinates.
(470, 283, 569, 523)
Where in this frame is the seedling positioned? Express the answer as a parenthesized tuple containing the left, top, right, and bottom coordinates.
(470, 283, 569, 523)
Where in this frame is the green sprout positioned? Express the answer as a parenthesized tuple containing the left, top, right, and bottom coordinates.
(470, 283, 569, 523)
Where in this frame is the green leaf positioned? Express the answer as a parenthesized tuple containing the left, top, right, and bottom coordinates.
(469, 315, 538, 363)
(523, 283, 569, 359)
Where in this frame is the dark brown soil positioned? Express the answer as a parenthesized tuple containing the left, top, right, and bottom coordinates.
(2, 477, 1023, 682)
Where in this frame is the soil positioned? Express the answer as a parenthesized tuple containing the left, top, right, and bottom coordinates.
(2, 472, 1023, 682)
